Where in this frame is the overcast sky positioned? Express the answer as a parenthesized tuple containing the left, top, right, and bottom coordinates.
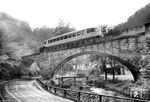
(0, 0, 150, 30)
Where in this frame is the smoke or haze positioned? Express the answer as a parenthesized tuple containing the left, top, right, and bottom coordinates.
(0, 13, 40, 59)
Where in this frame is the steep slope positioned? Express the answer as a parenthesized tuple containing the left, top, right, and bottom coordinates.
(0, 13, 41, 59)
(116, 3, 150, 30)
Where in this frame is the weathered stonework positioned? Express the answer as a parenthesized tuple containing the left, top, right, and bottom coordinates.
(22, 24, 150, 79)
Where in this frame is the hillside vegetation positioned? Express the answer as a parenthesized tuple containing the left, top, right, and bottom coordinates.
(0, 13, 75, 80)
(0, 13, 75, 59)
(0, 13, 40, 59)
(0, 2, 150, 80)
(116, 3, 150, 30)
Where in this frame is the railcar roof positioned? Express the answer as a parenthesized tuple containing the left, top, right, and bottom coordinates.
(44, 27, 97, 42)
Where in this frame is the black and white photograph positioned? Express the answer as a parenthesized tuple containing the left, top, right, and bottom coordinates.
(0, 0, 150, 102)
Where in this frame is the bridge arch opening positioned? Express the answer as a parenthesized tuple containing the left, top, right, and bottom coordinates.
(51, 51, 141, 81)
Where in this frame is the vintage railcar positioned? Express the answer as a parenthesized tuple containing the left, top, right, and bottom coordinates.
(43, 27, 102, 47)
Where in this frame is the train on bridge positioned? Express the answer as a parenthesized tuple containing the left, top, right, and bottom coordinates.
(39, 27, 103, 52)
(43, 27, 102, 47)
(39, 23, 148, 53)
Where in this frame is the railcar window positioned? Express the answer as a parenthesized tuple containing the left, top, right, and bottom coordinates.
(56, 38, 59, 41)
(87, 29, 91, 33)
(53, 39, 55, 42)
(70, 34, 74, 37)
(71, 34, 73, 37)
(73, 33, 76, 37)
(44, 41, 46, 44)
(82, 30, 84, 34)
(64, 35, 67, 39)
(71, 33, 74, 37)
(91, 28, 95, 32)
(77, 32, 81, 36)
(60, 37, 63, 40)
(96, 28, 99, 32)
(87, 28, 95, 33)
(68, 34, 72, 38)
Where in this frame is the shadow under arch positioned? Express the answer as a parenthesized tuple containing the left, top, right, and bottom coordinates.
(51, 51, 141, 81)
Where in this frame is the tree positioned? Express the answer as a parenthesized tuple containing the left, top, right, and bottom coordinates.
(99, 25, 109, 36)
(32, 27, 54, 42)
(32, 19, 75, 43)
(88, 54, 108, 80)
(110, 59, 116, 81)
(0, 28, 14, 57)
(115, 3, 150, 30)
(53, 19, 75, 36)
(98, 25, 120, 37)
(102, 57, 107, 80)
(0, 28, 3, 55)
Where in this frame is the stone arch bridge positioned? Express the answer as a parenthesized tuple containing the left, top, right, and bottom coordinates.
(22, 23, 150, 81)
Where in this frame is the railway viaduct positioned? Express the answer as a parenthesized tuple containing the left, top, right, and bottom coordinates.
(22, 23, 150, 81)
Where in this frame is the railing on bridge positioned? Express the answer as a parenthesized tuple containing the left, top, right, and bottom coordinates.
(36, 78, 150, 102)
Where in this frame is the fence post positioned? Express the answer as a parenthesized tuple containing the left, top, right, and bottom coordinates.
(47, 84, 49, 91)
(45, 84, 48, 90)
(78, 92, 81, 101)
(54, 88, 57, 93)
(64, 90, 67, 98)
(99, 95, 102, 102)
(49, 86, 51, 92)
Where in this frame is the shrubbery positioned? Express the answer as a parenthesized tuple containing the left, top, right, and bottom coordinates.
(0, 62, 22, 80)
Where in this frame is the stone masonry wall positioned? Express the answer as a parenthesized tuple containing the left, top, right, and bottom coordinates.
(22, 24, 150, 76)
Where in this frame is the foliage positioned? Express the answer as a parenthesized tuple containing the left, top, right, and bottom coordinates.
(0, 62, 21, 80)
(32, 19, 75, 43)
(0, 13, 76, 59)
(0, 57, 40, 80)
(53, 19, 75, 36)
(32, 27, 54, 42)
(0, 28, 14, 56)
(100, 3, 150, 36)
(127, 56, 149, 70)
(98, 25, 120, 37)
(40, 68, 52, 80)
(115, 3, 150, 30)
(89, 68, 101, 77)
(61, 64, 74, 74)
(0, 12, 40, 58)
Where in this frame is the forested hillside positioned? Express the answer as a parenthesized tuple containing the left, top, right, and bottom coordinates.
(32, 19, 75, 42)
(0, 13, 75, 80)
(116, 3, 150, 30)
(0, 13, 75, 59)
(0, 2, 149, 80)
(0, 13, 40, 59)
